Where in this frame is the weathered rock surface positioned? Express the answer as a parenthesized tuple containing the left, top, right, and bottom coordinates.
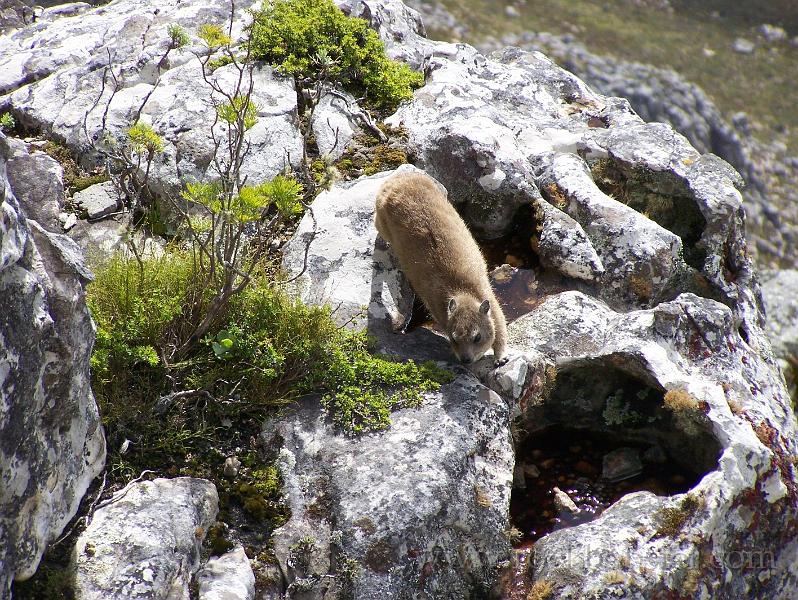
(282, 165, 418, 333)
(261, 364, 523, 599)
(196, 546, 255, 600)
(0, 0, 303, 204)
(4, 0, 797, 598)
(760, 269, 798, 401)
(0, 130, 105, 594)
(311, 89, 363, 160)
(73, 180, 118, 220)
(476, 30, 798, 270)
(2, 135, 64, 231)
(73, 477, 218, 600)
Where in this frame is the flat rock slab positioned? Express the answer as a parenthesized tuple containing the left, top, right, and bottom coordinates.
(73, 181, 118, 220)
(73, 477, 218, 600)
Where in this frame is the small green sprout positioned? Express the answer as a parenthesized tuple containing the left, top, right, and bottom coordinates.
(127, 122, 165, 155)
(167, 24, 191, 49)
(198, 23, 232, 49)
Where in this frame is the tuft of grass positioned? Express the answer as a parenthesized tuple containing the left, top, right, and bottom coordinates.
(527, 579, 554, 600)
(249, 0, 423, 112)
(663, 389, 699, 413)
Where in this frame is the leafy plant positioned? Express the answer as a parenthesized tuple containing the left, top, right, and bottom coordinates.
(198, 23, 233, 49)
(167, 24, 191, 50)
(249, 0, 423, 111)
(0, 112, 15, 132)
(127, 122, 165, 156)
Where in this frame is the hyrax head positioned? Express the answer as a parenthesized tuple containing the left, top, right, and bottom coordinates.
(445, 294, 495, 364)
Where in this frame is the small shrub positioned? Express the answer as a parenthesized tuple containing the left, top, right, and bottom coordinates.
(0, 112, 15, 132)
(127, 122, 165, 156)
(168, 24, 191, 49)
(198, 23, 232, 49)
(663, 389, 699, 412)
(249, 0, 423, 111)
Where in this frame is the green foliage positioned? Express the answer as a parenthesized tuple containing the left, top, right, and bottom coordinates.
(127, 122, 165, 155)
(182, 174, 303, 223)
(207, 55, 235, 71)
(0, 112, 15, 132)
(198, 23, 232, 49)
(249, 0, 423, 110)
(88, 250, 453, 475)
(211, 329, 236, 359)
(88, 248, 196, 384)
(168, 24, 191, 49)
(72, 173, 109, 193)
(217, 95, 258, 130)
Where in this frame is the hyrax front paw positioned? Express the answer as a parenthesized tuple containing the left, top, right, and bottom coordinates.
(493, 355, 509, 368)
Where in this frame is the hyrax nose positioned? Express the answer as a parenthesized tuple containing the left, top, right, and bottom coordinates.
(460, 355, 473, 365)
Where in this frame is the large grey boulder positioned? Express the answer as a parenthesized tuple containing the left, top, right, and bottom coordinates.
(72, 477, 219, 600)
(0, 131, 106, 594)
(260, 364, 525, 599)
(0, 0, 303, 203)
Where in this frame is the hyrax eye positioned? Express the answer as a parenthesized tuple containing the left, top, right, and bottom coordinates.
(473, 333, 482, 344)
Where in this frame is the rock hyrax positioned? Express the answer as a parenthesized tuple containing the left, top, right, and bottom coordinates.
(375, 171, 508, 366)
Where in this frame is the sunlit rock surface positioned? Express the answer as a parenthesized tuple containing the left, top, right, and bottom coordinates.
(0, 131, 105, 593)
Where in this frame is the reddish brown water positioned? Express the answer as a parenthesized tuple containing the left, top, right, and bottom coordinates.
(511, 426, 699, 543)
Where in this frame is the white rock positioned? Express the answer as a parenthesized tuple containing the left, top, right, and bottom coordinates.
(732, 38, 755, 54)
(197, 546, 255, 600)
(73, 478, 218, 600)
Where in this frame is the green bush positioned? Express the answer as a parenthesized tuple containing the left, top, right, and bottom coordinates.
(88, 249, 453, 475)
(248, 0, 423, 111)
(0, 112, 15, 132)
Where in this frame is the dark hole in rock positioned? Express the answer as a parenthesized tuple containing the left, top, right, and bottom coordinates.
(588, 158, 708, 271)
(738, 324, 751, 345)
(510, 358, 722, 546)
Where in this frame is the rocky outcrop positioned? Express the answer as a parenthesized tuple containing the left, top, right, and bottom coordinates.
(72, 477, 218, 599)
(0, 131, 105, 593)
(3, 0, 797, 598)
(276, 1, 798, 597)
(491, 31, 798, 270)
(0, 0, 303, 203)
(408, 0, 798, 269)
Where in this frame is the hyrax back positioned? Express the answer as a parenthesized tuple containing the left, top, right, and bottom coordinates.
(375, 171, 507, 365)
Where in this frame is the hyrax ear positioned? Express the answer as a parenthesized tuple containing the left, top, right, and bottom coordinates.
(480, 299, 490, 315)
(448, 297, 457, 315)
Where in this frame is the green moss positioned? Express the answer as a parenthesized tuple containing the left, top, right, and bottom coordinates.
(335, 128, 410, 180)
(72, 173, 110, 193)
(207, 522, 236, 556)
(249, 0, 423, 112)
(654, 494, 703, 537)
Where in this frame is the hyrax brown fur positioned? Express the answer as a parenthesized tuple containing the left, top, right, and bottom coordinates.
(375, 171, 508, 366)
